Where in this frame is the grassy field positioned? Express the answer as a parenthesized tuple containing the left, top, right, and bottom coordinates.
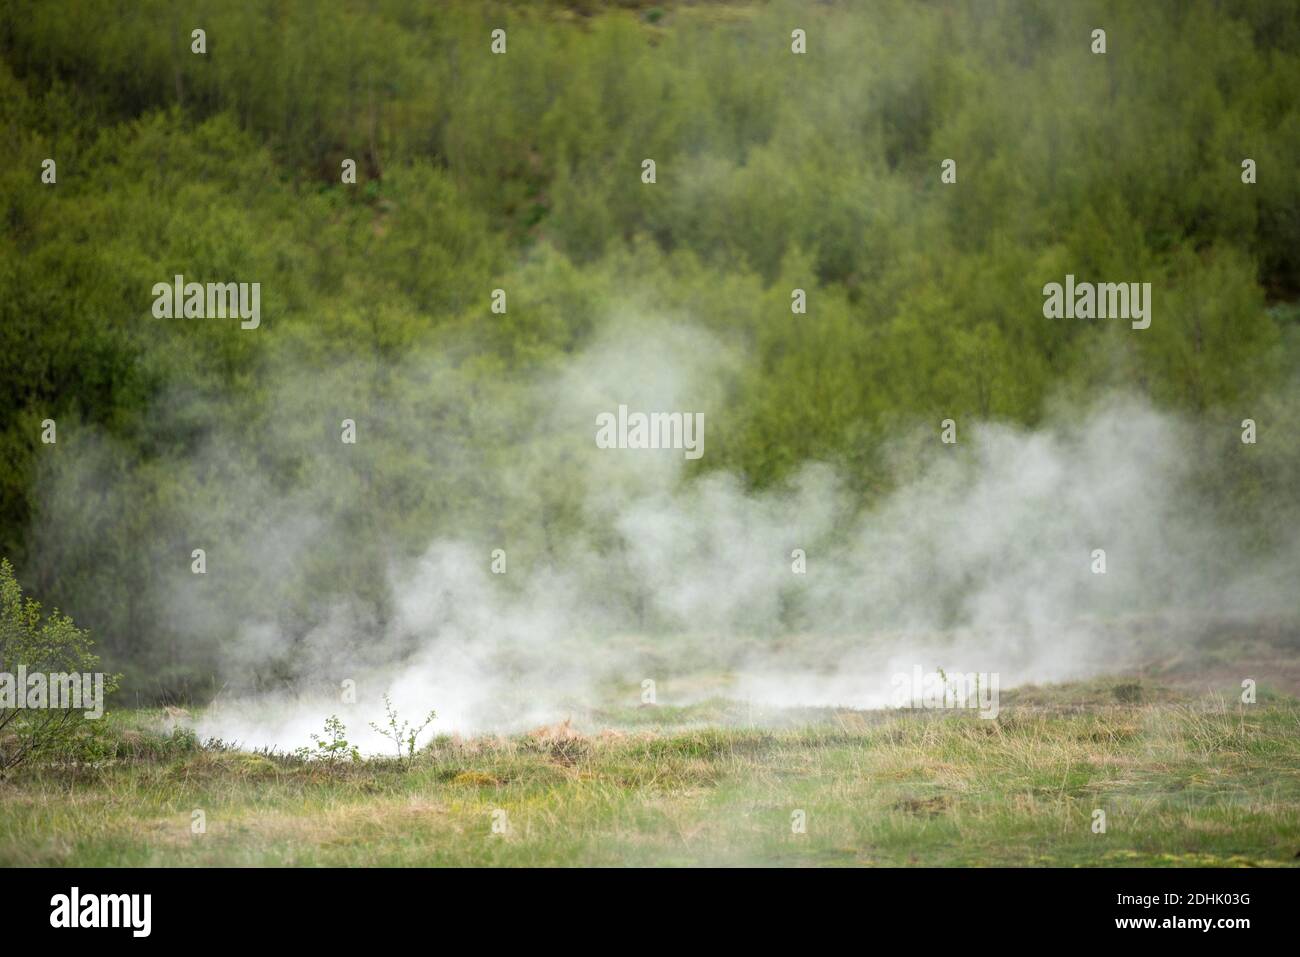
(2, 669, 1298, 867)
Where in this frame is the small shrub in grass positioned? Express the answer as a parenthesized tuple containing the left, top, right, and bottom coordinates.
(294, 715, 361, 766)
(0, 559, 120, 775)
(369, 694, 436, 767)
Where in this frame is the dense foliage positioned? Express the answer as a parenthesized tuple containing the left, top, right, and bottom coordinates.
(0, 558, 117, 772)
(0, 1, 1296, 696)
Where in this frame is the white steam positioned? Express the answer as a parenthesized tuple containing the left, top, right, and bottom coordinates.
(185, 322, 1296, 753)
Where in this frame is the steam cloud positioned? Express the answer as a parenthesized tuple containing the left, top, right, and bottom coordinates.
(30, 318, 1300, 753)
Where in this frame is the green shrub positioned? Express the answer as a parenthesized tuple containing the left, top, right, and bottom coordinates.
(0, 559, 120, 774)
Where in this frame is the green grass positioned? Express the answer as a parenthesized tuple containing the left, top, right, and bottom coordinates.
(2, 676, 1298, 866)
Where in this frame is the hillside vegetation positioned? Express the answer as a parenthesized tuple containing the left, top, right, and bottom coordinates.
(1, 1, 1297, 692)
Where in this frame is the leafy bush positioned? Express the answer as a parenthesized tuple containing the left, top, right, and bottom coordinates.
(0, 558, 119, 774)
(370, 695, 437, 766)
(294, 714, 361, 767)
